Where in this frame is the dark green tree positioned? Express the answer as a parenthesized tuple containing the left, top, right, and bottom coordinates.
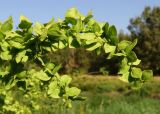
(118, 30, 131, 41)
(128, 6, 160, 74)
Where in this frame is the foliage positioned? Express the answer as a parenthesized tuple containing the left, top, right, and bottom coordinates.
(128, 6, 160, 74)
(0, 8, 152, 113)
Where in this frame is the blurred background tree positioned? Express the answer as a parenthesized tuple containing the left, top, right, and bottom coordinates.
(128, 6, 160, 74)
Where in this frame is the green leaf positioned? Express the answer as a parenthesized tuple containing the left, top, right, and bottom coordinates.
(47, 24, 60, 35)
(118, 58, 130, 74)
(103, 25, 119, 45)
(46, 63, 55, 70)
(103, 43, 116, 54)
(66, 87, 81, 97)
(65, 8, 84, 25)
(19, 15, 32, 29)
(125, 39, 137, 53)
(142, 70, 153, 81)
(40, 28, 48, 41)
(48, 81, 60, 98)
(65, 8, 79, 25)
(87, 19, 96, 27)
(33, 70, 51, 81)
(0, 41, 10, 51)
(0, 51, 12, 60)
(114, 53, 126, 57)
(131, 80, 142, 89)
(60, 75, 72, 86)
(104, 43, 116, 59)
(15, 50, 27, 63)
(86, 39, 97, 45)
(8, 40, 24, 49)
(59, 41, 66, 49)
(21, 56, 28, 62)
(1, 16, 13, 32)
(127, 51, 137, 62)
(16, 71, 27, 79)
(129, 59, 141, 65)
(52, 64, 61, 74)
(118, 40, 132, 50)
(92, 22, 101, 32)
(5, 31, 23, 43)
(5, 31, 21, 38)
(95, 47, 101, 55)
(86, 42, 101, 51)
(119, 72, 129, 82)
(45, 17, 55, 29)
(78, 33, 96, 40)
(37, 57, 45, 66)
(0, 66, 10, 77)
(72, 96, 86, 101)
(33, 22, 47, 41)
(42, 46, 52, 52)
(33, 22, 44, 35)
(110, 36, 119, 45)
(65, 99, 72, 108)
(102, 22, 109, 35)
(83, 11, 93, 23)
(73, 19, 83, 32)
(69, 37, 80, 48)
(0, 31, 5, 41)
(109, 25, 117, 36)
(51, 43, 59, 51)
(131, 67, 142, 79)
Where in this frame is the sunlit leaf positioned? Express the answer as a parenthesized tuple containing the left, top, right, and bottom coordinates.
(60, 75, 72, 86)
(66, 87, 81, 97)
(33, 70, 51, 81)
(48, 81, 60, 98)
(131, 67, 142, 79)
(1, 16, 13, 32)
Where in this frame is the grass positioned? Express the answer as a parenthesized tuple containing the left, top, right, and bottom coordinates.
(35, 75, 160, 114)
(3, 75, 160, 114)
(39, 94, 160, 114)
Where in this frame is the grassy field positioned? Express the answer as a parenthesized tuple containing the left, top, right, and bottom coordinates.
(33, 75, 160, 114)
(2, 75, 160, 114)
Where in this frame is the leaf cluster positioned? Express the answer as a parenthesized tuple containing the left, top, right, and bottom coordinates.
(0, 8, 152, 113)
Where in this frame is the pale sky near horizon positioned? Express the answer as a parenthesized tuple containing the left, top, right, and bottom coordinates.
(0, 0, 160, 33)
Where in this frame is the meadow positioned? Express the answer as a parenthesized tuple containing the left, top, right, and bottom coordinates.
(29, 75, 160, 114)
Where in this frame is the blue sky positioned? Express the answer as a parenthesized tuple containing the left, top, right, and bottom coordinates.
(0, 0, 160, 33)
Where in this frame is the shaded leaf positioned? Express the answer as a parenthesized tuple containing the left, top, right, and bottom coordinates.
(127, 51, 137, 62)
(19, 15, 32, 29)
(142, 70, 153, 81)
